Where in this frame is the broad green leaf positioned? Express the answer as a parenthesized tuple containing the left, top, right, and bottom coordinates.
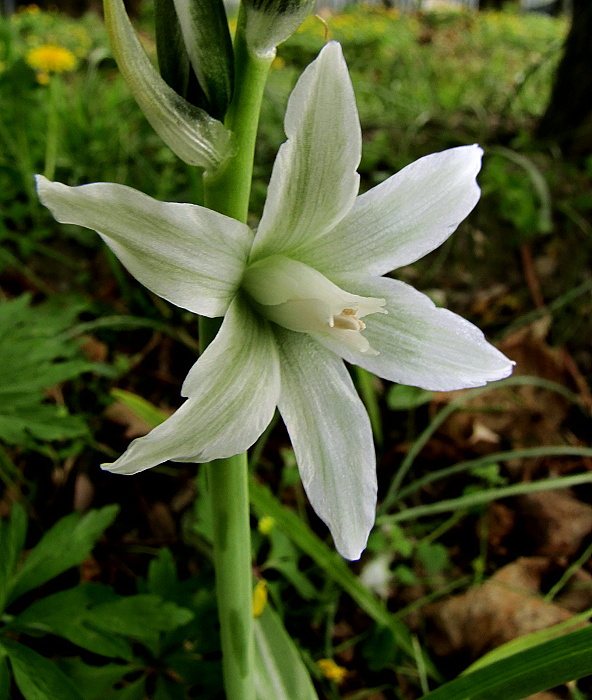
(253, 604, 318, 700)
(10, 584, 133, 660)
(57, 659, 133, 700)
(3, 639, 83, 700)
(7, 505, 119, 605)
(0, 502, 27, 610)
(86, 595, 194, 647)
(153, 675, 186, 700)
(0, 406, 88, 443)
(0, 653, 10, 700)
(146, 547, 179, 598)
(0, 295, 99, 446)
(420, 625, 592, 700)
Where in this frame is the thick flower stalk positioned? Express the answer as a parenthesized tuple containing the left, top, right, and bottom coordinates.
(37, 42, 512, 560)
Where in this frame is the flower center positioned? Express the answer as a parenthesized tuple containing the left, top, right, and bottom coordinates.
(333, 308, 365, 331)
(242, 255, 386, 354)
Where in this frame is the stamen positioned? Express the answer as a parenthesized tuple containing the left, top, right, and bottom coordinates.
(332, 308, 366, 331)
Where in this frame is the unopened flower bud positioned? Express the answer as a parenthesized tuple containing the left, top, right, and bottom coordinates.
(243, 0, 315, 58)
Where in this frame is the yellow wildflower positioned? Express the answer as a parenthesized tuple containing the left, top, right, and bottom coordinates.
(26, 44, 77, 74)
(252, 579, 268, 618)
(257, 515, 275, 535)
(317, 658, 349, 684)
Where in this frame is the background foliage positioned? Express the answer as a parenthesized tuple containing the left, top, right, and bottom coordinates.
(1, 3, 591, 698)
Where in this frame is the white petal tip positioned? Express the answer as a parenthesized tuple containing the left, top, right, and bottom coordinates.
(100, 459, 139, 476)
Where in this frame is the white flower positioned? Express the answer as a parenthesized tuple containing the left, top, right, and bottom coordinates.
(36, 42, 512, 560)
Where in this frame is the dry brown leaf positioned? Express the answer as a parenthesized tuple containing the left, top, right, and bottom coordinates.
(516, 490, 592, 558)
(426, 557, 577, 659)
(73, 473, 95, 512)
(80, 335, 108, 362)
(487, 502, 516, 554)
(555, 569, 592, 613)
(146, 501, 177, 540)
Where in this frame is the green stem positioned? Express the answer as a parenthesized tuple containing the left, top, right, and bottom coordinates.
(197, 16, 272, 700)
(44, 77, 60, 180)
(354, 366, 383, 445)
(206, 453, 253, 699)
(203, 6, 273, 220)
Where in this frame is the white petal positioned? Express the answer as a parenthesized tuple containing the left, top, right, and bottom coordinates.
(36, 176, 252, 318)
(312, 276, 514, 391)
(294, 146, 483, 277)
(103, 296, 280, 475)
(104, 0, 233, 171)
(275, 329, 377, 560)
(250, 42, 361, 261)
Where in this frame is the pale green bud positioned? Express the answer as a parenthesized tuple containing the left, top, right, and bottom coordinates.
(243, 0, 316, 58)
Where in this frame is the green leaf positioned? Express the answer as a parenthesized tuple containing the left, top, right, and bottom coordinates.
(153, 675, 186, 700)
(363, 625, 400, 672)
(420, 625, 592, 700)
(0, 406, 88, 444)
(106, 676, 147, 700)
(264, 529, 318, 601)
(415, 541, 450, 576)
(462, 607, 592, 674)
(0, 502, 27, 610)
(387, 384, 433, 411)
(10, 584, 133, 660)
(248, 479, 440, 679)
(2, 639, 83, 700)
(0, 653, 10, 700)
(0, 295, 98, 446)
(146, 547, 179, 598)
(86, 595, 194, 647)
(111, 389, 169, 431)
(7, 505, 119, 605)
(253, 604, 318, 700)
(57, 659, 133, 700)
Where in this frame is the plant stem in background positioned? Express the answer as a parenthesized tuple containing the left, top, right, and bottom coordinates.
(43, 77, 60, 181)
(203, 5, 273, 222)
(198, 12, 272, 700)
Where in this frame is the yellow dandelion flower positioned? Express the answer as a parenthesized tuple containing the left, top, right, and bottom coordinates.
(252, 579, 268, 618)
(317, 658, 349, 684)
(258, 515, 275, 535)
(26, 44, 77, 74)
